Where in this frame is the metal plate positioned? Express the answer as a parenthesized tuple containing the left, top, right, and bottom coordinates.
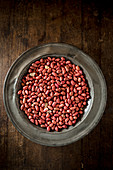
(3, 43, 107, 146)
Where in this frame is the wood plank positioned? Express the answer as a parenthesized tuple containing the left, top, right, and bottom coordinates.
(24, 1, 63, 169)
(0, 0, 46, 169)
(5, 1, 30, 169)
(39, 1, 63, 170)
(0, 1, 13, 169)
(10, 1, 47, 170)
(60, 0, 82, 48)
(60, 0, 82, 169)
(45, 0, 62, 43)
(99, 7, 113, 169)
(81, 1, 102, 169)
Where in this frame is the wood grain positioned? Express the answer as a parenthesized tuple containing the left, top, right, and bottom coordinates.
(0, 0, 113, 170)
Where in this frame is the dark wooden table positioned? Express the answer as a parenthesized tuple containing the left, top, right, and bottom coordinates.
(0, 0, 113, 169)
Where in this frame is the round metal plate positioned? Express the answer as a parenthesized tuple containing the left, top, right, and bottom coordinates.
(3, 43, 107, 146)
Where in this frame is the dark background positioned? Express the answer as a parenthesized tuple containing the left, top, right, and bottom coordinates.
(0, 0, 113, 169)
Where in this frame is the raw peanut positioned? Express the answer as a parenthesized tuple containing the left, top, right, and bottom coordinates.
(83, 102, 86, 105)
(35, 61, 40, 64)
(59, 122, 63, 125)
(32, 63, 38, 67)
(73, 64, 76, 69)
(28, 115, 32, 119)
(69, 91, 73, 96)
(52, 120, 56, 124)
(77, 87, 82, 90)
(61, 91, 65, 95)
(18, 90, 22, 94)
(48, 57, 51, 61)
(62, 125, 67, 128)
(68, 99, 71, 104)
(78, 90, 82, 94)
(30, 119, 34, 123)
(59, 104, 64, 108)
(76, 65, 80, 70)
(78, 77, 81, 82)
(23, 98, 26, 103)
(73, 112, 78, 116)
(47, 96, 52, 101)
(41, 116, 46, 120)
(45, 90, 49, 95)
(48, 101, 52, 105)
(78, 103, 82, 108)
(59, 116, 63, 122)
(21, 105, 24, 110)
(68, 76, 72, 79)
(40, 107, 43, 112)
(52, 116, 56, 120)
(67, 87, 70, 93)
(68, 120, 72, 125)
(65, 118, 69, 122)
(73, 116, 77, 120)
(67, 93, 70, 99)
(55, 126, 58, 132)
(51, 125, 55, 130)
(31, 92, 35, 96)
(62, 68, 66, 74)
(52, 72, 57, 77)
(25, 103, 29, 108)
(56, 98, 60, 103)
(52, 102, 56, 107)
(55, 83, 59, 88)
(20, 100, 23, 104)
(28, 108, 31, 112)
(52, 85, 55, 91)
(32, 95, 37, 98)
(54, 114, 59, 117)
(33, 114, 38, 119)
(63, 84, 67, 87)
(49, 123, 53, 127)
(70, 116, 73, 121)
(78, 96, 84, 100)
(64, 106, 68, 110)
(65, 103, 69, 107)
(79, 111, 83, 114)
(81, 93, 86, 97)
(50, 91, 54, 97)
(40, 125, 45, 128)
(54, 92, 60, 96)
(35, 105, 39, 111)
(71, 96, 74, 101)
(71, 80, 75, 85)
(46, 118, 51, 121)
(47, 126, 50, 132)
(32, 110, 38, 114)
(40, 58, 43, 62)
(75, 73, 80, 76)
(48, 106, 53, 110)
(72, 120, 76, 124)
(70, 107, 76, 110)
(82, 86, 86, 90)
(27, 98, 32, 103)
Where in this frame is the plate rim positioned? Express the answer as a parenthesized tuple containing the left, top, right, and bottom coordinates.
(3, 42, 107, 146)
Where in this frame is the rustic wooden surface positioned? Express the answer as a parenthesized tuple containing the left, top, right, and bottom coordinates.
(0, 0, 113, 169)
